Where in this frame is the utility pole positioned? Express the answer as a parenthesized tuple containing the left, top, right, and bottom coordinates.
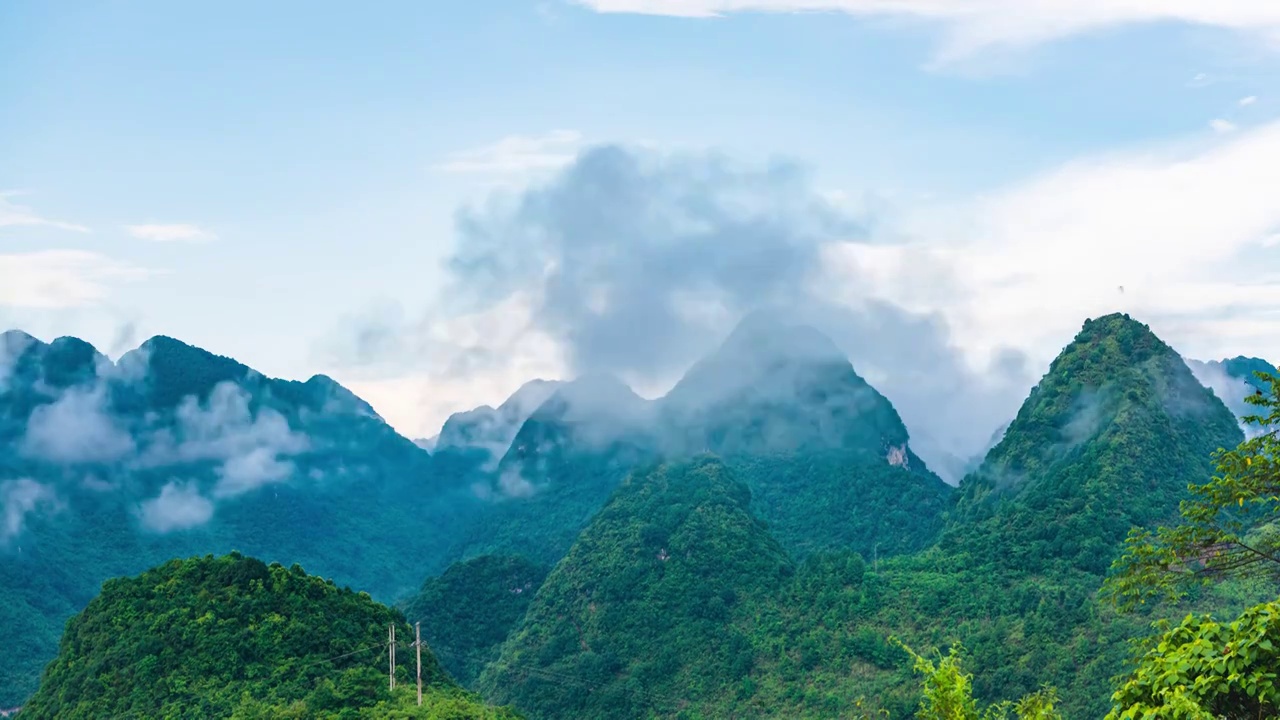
(389, 624, 396, 691)
(416, 621, 423, 707)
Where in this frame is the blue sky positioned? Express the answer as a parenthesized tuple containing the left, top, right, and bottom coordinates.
(4, 0, 1280, 445)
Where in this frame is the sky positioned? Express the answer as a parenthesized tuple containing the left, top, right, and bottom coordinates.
(3, 0, 1280, 457)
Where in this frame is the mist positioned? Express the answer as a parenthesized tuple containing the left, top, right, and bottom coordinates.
(137, 481, 215, 534)
(1, 478, 60, 542)
(1185, 358, 1272, 439)
(342, 144, 1033, 482)
(21, 384, 137, 465)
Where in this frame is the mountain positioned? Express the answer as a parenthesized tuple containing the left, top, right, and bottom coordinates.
(660, 310, 912, 456)
(444, 374, 658, 566)
(441, 313, 952, 568)
(20, 553, 520, 719)
(0, 331, 477, 706)
(948, 313, 1243, 573)
(434, 379, 564, 461)
(402, 554, 550, 687)
(658, 311, 953, 559)
(477, 457, 794, 719)
(1186, 356, 1277, 435)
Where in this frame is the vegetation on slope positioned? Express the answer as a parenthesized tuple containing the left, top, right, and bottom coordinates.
(462, 314, 1250, 719)
(20, 553, 519, 719)
(478, 457, 794, 719)
(947, 313, 1243, 574)
(402, 555, 549, 687)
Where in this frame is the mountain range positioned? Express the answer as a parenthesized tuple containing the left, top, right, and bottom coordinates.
(2, 312, 1274, 716)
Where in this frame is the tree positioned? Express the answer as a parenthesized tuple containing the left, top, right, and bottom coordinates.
(893, 640, 1062, 720)
(1107, 371, 1280, 609)
(1106, 599, 1280, 719)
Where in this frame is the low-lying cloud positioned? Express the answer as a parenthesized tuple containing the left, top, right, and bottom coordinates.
(1, 478, 60, 543)
(138, 481, 214, 533)
(21, 384, 137, 464)
(142, 381, 310, 498)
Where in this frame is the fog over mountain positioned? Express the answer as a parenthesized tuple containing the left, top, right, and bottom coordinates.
(335, 145, 1036, 483)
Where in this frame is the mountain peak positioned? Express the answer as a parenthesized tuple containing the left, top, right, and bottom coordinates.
(498, 379, 562, 414)
(951, 313, 1242, 572)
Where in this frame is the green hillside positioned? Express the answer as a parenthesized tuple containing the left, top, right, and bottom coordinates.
(947, 313, 1243, 573)
(478, 457, 794, 719)
(402, 555, 550, 687)
(19, 553, 520, 719)
(459, 314, 1251, 719)
(0, 332, 479, 706)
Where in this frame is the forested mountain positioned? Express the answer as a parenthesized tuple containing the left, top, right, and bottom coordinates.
(4, 312, 1270, 718)
(401, 555, 550, 687)
(437, 313, 951, 568)
(0, 332, 475, 705)
(433, 379, 563, 461)
(478, 458, 795, 719)
(1186, 355, 1278, 433)
(948, 313, 1243, 572)
(442, 313, 1252, 719)
(20, 553, 520, 719)
(658, 311, 953, 559)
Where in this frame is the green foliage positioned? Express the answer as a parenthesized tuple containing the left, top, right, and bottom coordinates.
(947, 314, 1242, 575)
(462, 314, 1249, 719)
(1108, 370, 1280, 609)
(894, 640, 1062, 720)
(728, 451, 952, 561)
(1107, 599, 1280, 719)
(478, 457, 794, 719)
(402, 555, 549, 687)
(19, 553, 517, 719)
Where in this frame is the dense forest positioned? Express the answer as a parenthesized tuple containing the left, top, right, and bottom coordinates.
(4, 313, 1280, 718)
(19, 553, 520, 719)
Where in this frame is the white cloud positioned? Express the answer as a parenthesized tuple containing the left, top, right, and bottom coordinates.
(141, 382, 310, 498)
(576, 0, 1280, 62)
(1210, 118, 1238, 133)
(436, 130, 584, 175)
(125, 223, 216, 242)
(1, 479, 60, 542)
(21, 384, 137, 464)
(0, 250, 151, 308)
(851, 119, 1280, 372)
(1240, 95, 1260, 106)
(138, 481, 214, 533)
(339, 291, 567, 439)
(0, 192, 89, 233)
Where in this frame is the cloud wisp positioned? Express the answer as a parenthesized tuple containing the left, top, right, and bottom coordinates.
(436, 130, 585, 175)
(575, 0, 1280, 64)
(125, 224, 217, 243)
(0, 250, 151, 309)
(137, 481, 215, 533)
(1, 478, 61, 543)
(0, 192, 89, 233)
(21, 384, 137, 465)
(141, 381, 310, 500)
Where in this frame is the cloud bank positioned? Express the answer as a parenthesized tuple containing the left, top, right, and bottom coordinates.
(341, 144, 1032, 478)
(21, 384, 137, 464)
(143, 381, 310, 499)
(576, 0, 1280, 63)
